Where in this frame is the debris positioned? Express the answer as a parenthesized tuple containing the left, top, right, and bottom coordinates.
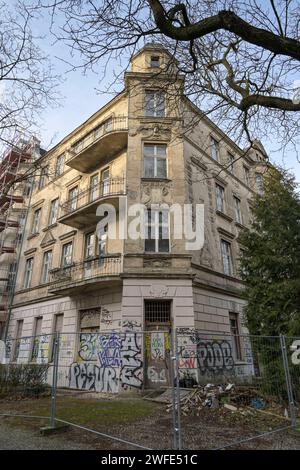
(250, 398, 264, 409)
(224, 404, 238, 412)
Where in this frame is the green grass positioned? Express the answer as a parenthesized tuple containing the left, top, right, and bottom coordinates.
(0, 396, 160, 430)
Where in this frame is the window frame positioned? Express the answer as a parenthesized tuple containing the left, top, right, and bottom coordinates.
(143, 143, 167, 179)
(23, 257, 34, 289)
(220, 239, 233, 276)
(41, 249, 53, 284)
(49, 198, 59, 226)
(229, 312, 243, 361)
(216, 184, 225, 213)
(31, 208, 41, 234)
(211, 136, 219, 162)
(145, 89, 165, 117)
(233, 196, 242, 224)
(61, 241, 73, 268)
(145, 208, 170, 253)
(55, 154, 65, 177)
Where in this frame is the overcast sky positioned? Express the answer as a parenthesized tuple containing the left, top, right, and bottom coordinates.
(33, 11, 300, 183)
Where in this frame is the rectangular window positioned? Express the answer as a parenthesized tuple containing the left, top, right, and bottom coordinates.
(144, 144, 167, 178)
(255, 173, 264, 193)
(23, 258, 33, 289)
(31, 317, 42, 362)
(221, 240, 232, 276)
(49, 198, 59, 225)
(69, 186, 78, 211)
(13, 319, 24, 361)
(145, 209, 169, 253)
(38, 166, 48, 190)
(61, 242, 73, 267)
(150, 56, 160, 68)
(101, 168, 110, 196)
(145, 300, 171, 324)
(230, 312, 242, 360)
(50, 313, 64, 362)
(55, 154, 65, 177)
(41, 250, 52, 284)
(145, 90, 165, 117)
(211, 137, 219, 161)
(85, 233, 95, 259)
(228, 153, 235, 174)
(244, 166, 250, 186)
(234, 196, 242, 224)
(216, 184, 225, 213)
(90, 174, 99, 201)
(31, 208, 41, 234)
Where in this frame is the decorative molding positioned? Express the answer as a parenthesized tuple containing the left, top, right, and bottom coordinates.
(31, 199, 45, 209)
(149, 284, 169, 297)
(217, 226, 235, 240)
(143, 257, 172, 269)
(65, 175, 82, 188)
(40, 230, 56, 248)
(59, 230, 77, 241)
(24, 247, 37, 256)
(42, 223, 58, 232)
(213, 174, 228, 186)
(216, 210, 233, 223)
(190, 156, 208, 171)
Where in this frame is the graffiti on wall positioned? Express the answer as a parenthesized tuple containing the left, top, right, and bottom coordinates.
(69, 331, 143, 392)
(120, 333, 143, 389)
(197, 340, 234, 374)
(69, 362, 119, 393)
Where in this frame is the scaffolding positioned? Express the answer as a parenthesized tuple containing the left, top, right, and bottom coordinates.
(0, 135, 41, 337)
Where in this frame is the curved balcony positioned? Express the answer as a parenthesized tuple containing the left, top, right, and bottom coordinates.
(66, 116, 128, 173)
(58, 177, 126, 229)
(48, 255, 122, 295)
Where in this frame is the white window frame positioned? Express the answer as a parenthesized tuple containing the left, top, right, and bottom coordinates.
(24, 257, 33, 289)
(145, 90, 165, 117)
(221, 239, 233, 276)
(211, 137, 219, 161)
(84, 232, 95, 259)
(49, 198, 59, 225)
(143, 143, 167, 178)
(216, 184, 225, 213)
(145, 209, 170, 253)
(41, 250, 53, 284)
(69, 186, 78, 211)
(55, 154, 65, 177)
(234, 196, 242, 224)
(61, 242, 73, 267)
(31, 208, 41, 234)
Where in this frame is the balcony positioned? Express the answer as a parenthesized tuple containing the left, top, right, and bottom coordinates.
(48, 255, 122, 294)
(66, 116, 128, 172)
(58, 177, 126, 229)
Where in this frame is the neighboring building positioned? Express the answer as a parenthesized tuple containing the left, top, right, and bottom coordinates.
(3, 44, 268, 390)
(0, 137, 43, 338)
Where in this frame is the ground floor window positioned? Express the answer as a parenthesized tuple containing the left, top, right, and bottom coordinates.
(145, 300, 171, 325)
(229, 312, 242, 360)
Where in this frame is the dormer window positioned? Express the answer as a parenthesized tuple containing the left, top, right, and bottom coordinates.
(150, 56, 160, 68)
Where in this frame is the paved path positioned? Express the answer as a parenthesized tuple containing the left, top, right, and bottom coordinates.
(0, 422, 92, 450)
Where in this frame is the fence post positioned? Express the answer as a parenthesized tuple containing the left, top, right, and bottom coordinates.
(280, 334, 297, 426)
(50, 332, 60, 428)
(169, 328, 179, 450)
(174, 329, 182, 450)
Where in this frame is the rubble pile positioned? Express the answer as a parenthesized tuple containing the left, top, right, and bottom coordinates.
(166, 383, 265, 416)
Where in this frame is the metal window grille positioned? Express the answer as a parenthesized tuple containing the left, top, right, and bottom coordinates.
(145, 300, 171, 324)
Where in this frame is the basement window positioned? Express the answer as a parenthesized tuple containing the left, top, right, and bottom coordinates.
(145, 300, 171, 324)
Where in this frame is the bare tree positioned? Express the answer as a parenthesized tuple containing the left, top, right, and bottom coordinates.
(34, 0, 300, 156)
(0, 1, 59, 153)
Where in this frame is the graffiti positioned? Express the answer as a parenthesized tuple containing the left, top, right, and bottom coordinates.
(78, 333, 100, 361)
(69, 362, 119, 393)
(120, 333, 143, 389)
(5, 335, 12, 359)
(291, 340, 300, 365)
(100, 309, 112, 327)
(197, 340, 234, 374)
(151, 332, 165, 360)
(179, 357, 196, 369)
(122, 320, 141, 331)
(98, 333, 121, 367)
(147, 366, 167, 383)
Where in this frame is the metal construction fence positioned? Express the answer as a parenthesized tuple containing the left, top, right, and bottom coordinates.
(0, 329, 299, 450)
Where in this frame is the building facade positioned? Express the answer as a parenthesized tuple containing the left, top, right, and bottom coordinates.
(3, 44, 268, 391)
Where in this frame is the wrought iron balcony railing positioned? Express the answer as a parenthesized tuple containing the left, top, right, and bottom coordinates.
(49, 255, 122, 291)
(60, 177, 126, 218)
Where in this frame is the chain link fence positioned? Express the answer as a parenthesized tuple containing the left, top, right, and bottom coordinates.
(0, 329, 299, 450)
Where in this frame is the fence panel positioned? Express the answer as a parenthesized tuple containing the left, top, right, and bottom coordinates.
(175, 329, 299, 450)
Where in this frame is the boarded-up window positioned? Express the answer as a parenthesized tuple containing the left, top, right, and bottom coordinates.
(79, 308, 101, 332)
